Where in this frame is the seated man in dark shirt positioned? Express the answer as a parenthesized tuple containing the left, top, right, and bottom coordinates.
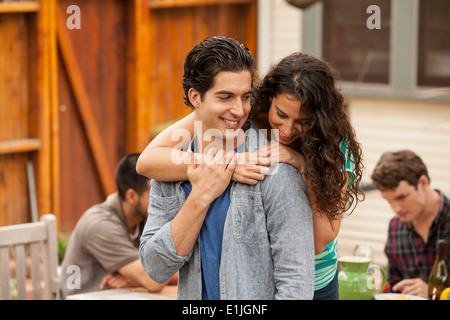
(371, 149, 450, 298)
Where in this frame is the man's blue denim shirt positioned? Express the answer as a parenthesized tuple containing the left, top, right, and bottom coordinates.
(139, 121, 315, 299)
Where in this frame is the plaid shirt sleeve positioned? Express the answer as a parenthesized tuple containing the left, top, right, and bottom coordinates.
(384, 218, 403, 287)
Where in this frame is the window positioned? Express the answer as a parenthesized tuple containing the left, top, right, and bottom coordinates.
(418, 0, 450, 87)
(322, 0, 391, 84)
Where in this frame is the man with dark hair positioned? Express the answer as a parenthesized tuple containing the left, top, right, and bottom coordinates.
(58, 153, 177, 299)
(139, 36, 314, 300)
(371, 150, 450, 298)
(115, 153, 150, 201)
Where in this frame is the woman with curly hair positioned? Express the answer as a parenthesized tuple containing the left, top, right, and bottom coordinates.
(137, 52, 364, 299)
(249, 52, 364, 299)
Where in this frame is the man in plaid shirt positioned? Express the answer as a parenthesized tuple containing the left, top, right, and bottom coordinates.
(371, 150, 450, 299)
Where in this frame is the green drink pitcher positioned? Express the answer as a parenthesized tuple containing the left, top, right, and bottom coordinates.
(338, 256, 386, 300)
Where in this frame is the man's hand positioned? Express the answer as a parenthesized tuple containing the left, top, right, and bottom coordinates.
(392, 278, 428, 298)
(100, 273, 138, 289)
(170, 148, 238, 257)
(187, 148, 238, 203)
(257, 140, 306, 173)
(231, 152, 270, 185)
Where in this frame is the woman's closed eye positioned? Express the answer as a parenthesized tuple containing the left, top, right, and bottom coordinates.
(277, 111, 287, 118)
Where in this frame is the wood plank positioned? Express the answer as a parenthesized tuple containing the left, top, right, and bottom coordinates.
(0, 12, 33, 226)
(55, 2, 115, 196)
(30, 242, 42, 299)
(15, 244, 27, 299)
(0, 139, 41, 155)
(0, 247, 11, 300)
(128, 0, 153, 152)
(41, 214, 58, 299)
(148, 0, 252, 9)
(243, 0, 257, 62)
(0, 222, 47, 246)
(157, 11, 169, 125)
(35, 0, 57, 225)
(0, 155, 29, 226)
(0, 14, 25, 140)
(0, 1, 39, 13)
(48, 0, 60, 231)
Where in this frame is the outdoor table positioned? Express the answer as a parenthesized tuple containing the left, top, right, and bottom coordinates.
(66, 285, 177, 300)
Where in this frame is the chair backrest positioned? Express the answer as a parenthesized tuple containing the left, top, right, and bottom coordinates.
(0, 214, 59, 300)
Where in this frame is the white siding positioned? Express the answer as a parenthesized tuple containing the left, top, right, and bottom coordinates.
(270, 0, 302, 65)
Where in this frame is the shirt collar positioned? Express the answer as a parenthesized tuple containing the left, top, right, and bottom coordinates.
(404, 189, 445, 230)
(106, 193, 126, 224)
(432, 189, 446, 227)
(106, 192, 141, 237)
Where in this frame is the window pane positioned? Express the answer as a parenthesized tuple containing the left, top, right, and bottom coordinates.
(418, 0, 450, 87)
(322, 0, 391, 84)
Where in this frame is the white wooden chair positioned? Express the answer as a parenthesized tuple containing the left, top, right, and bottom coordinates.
(0, 214, 59, 300)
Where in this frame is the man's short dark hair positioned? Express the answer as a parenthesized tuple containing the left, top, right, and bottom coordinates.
(115, 153, 149, 200)
(371, 150, 429, 191)
(182, 36, 255, 110)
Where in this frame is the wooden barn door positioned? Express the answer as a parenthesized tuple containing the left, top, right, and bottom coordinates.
(55, 0, 129, 233)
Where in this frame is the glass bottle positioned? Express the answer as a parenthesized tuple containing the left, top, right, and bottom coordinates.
(428, 239, 449, 300)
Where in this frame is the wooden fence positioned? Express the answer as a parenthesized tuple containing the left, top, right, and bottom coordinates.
(0, 0, 257, 233)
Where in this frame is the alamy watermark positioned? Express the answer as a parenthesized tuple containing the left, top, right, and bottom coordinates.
(366, 5, 381, 30)
(66, 4, 382, 31)
(170, 121, 280, 175)
(66, 5, 81, 30)
(66, 265, 81, 290)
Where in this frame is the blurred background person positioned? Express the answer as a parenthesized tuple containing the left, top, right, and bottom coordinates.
(58, 153, 177, 299)
(371, 149, 450, 298)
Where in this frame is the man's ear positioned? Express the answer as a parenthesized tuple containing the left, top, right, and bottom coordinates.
(188, 88, 201, 109)
(125, 188, 138, 205)
(418, 175, 430, 188)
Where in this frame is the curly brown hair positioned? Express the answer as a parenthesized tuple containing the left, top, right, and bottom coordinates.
(251, 52, 364, 219)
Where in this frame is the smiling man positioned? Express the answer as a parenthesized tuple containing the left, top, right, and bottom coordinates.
(138, 36, 314, 300)
(371, 150, 450, 298)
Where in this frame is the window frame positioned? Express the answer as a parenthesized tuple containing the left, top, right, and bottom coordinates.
(301, 0, 450, 102)
(417, 0, 450, 87)
(321, 0, 392, 85)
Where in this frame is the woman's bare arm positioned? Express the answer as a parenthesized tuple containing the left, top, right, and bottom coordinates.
(136, 113, 195, 181)
(307, 173, 348, 254)
(136, 112, 272, 183)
